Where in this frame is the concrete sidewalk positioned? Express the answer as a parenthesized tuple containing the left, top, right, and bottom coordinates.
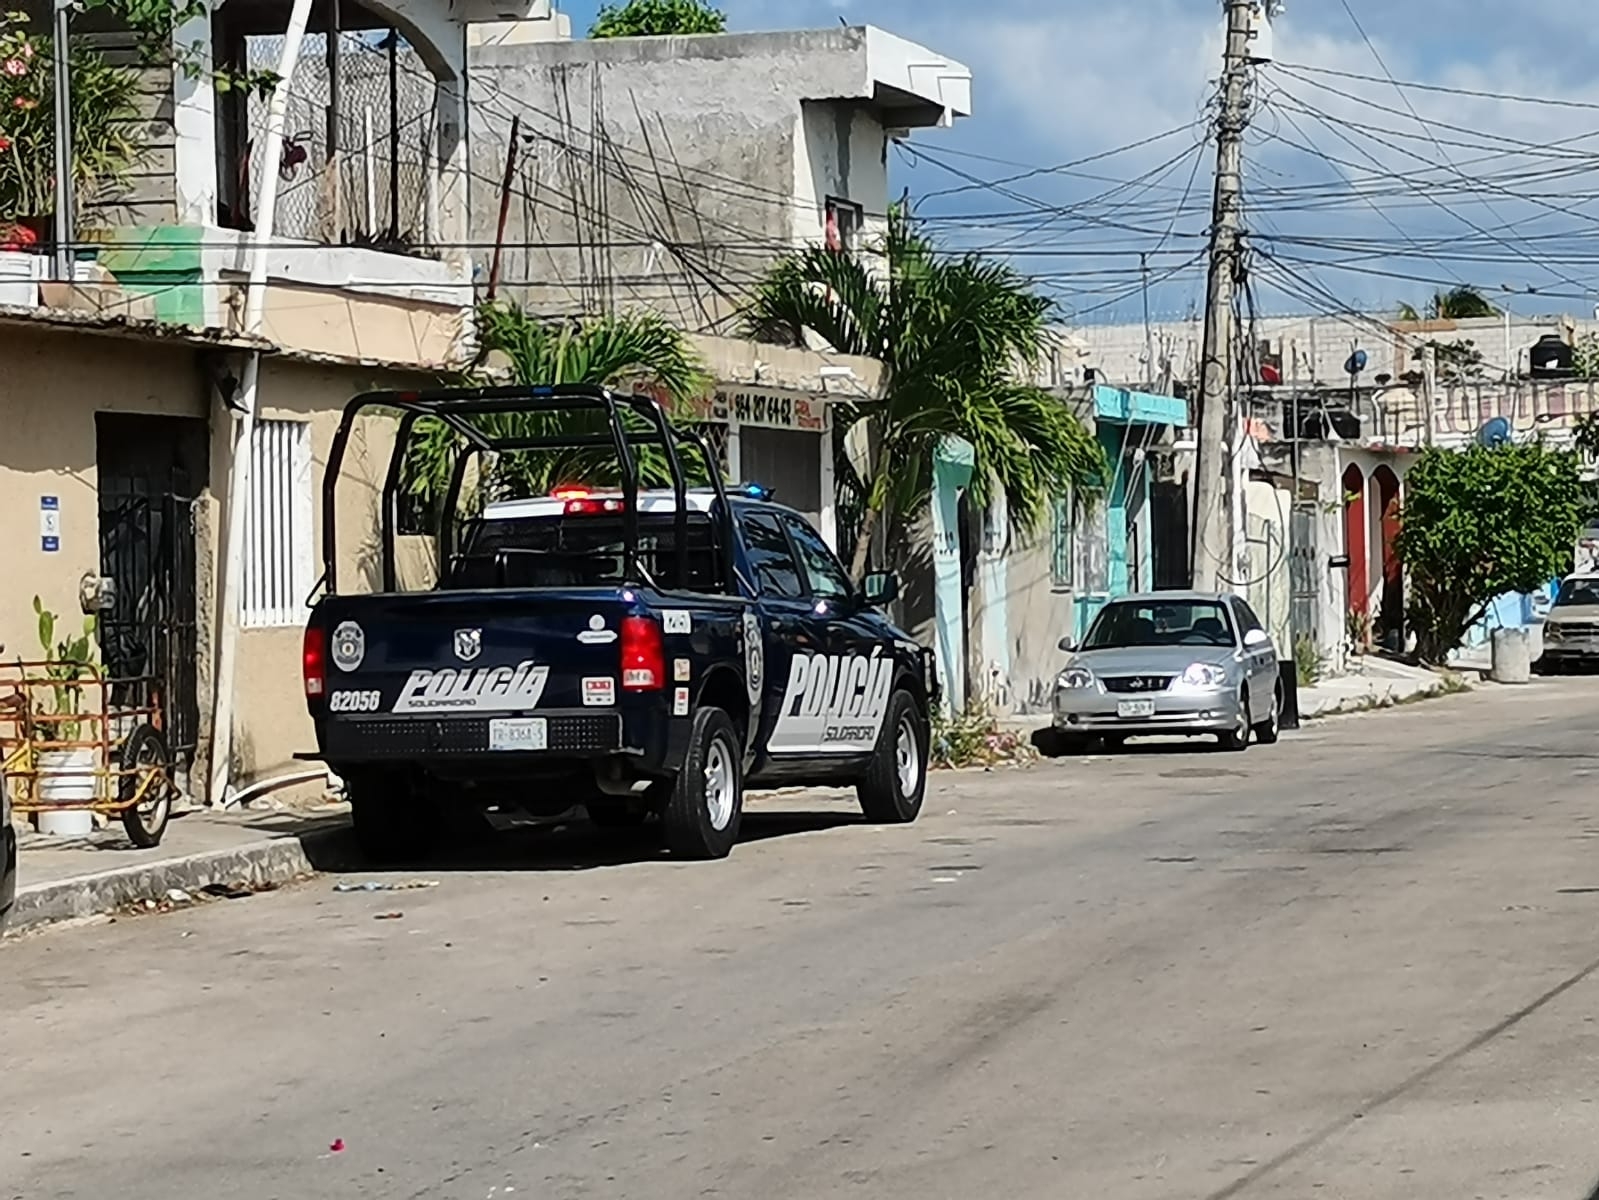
(6, 802, 356, 936)
(1298, 655, 1463, 718)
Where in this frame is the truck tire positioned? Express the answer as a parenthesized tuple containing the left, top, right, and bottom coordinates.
(347, 772, 433, 864)
(857, 690, 929, 824)
(661, 707, 743, 860)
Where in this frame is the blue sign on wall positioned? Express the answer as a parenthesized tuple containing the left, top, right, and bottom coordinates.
(40, 495, 60, 552)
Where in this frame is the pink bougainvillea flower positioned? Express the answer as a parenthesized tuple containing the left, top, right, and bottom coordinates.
(12, 95, 34, 110)
(3, 58, 27, 76)
(0, 135, 12, 152)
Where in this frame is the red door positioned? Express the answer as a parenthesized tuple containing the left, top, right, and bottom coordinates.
(1342, 464, 1368, 647)
(1373, 466, 1403, 649)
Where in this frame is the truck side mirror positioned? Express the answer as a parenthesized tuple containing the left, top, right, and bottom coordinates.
(863, 571, 899, 606)
(1058, 636, 1075, 652)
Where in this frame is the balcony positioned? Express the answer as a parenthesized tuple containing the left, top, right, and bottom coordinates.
(1, 0, 548, 365)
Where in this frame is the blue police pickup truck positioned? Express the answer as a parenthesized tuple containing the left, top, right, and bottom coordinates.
(301, 384, 936, 861)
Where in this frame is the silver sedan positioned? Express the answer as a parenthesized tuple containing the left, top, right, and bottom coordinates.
(1050, 592, 1283, 751)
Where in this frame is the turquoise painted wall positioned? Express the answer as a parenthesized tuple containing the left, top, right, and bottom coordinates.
(931, 437, 974, 713)
(1072, 387, 1191, 641)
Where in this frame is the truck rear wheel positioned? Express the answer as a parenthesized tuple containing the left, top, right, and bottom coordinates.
(661, 707, 743, 860)
(347, 772, 433, 864)
(857, 690, 928, 824)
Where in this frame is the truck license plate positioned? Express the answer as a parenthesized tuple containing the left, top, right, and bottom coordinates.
(488, 717, 548, 751)
(1116, 700, 1156, 719)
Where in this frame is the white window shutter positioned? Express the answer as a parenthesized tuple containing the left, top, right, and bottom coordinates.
(242, 419, 314, 628)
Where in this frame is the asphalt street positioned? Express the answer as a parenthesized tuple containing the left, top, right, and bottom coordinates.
(5, 680, 1599, 1200)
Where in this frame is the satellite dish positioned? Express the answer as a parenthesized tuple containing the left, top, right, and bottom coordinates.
(1344, 349, 1369, 376)
(1477, 416, 1512, 448)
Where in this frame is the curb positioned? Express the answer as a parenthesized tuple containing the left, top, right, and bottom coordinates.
(4, 822, 358, 937)
(1300, 679, 1465, 721)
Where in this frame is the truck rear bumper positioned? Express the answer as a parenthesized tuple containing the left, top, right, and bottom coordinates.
(315, 711, 639, 765)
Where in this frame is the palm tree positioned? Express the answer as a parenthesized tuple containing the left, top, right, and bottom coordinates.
(1396, 288, 1499, 324)
(744, 207, 1104, 577)
(402, 303, 713, 515)
(1429, 287, 1498, 320)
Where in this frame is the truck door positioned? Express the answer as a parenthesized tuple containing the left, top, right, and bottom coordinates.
(773, 513, 893, 761)
(737, 511, 816, 764)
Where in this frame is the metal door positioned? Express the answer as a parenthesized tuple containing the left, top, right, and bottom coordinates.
(95, 414, 207, 763)
(1289, 503, 1319, 651)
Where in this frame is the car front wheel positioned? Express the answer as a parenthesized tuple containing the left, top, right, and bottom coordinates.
(1253, 684, 1282, 745)
(1217, 690, 1252, 752)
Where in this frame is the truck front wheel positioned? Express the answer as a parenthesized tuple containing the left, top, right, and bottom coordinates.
(661, 707, 744, 860)
(857, 690, 929, 824)
(347, 771, 433, 864)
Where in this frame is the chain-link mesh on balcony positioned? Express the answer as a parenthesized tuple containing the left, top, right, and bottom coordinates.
(244, 31, 438, 253)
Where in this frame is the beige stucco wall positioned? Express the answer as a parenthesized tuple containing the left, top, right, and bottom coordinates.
(0, 327, 207, 670)
(1000, 533, 1077, 715)
(0, 326, 422, 796)
(243, 285, 466, 370)
(223, 360, 415, 784)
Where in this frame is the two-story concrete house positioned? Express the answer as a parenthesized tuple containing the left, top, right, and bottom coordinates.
(465, 23, 971, 543)
(0, 0, 546, 806)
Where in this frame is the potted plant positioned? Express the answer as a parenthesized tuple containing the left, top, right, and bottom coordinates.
(0, 11, 142, 249)
(30, 597, 98, 836)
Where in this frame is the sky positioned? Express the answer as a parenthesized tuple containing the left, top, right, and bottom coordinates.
(551, 1, 1599, 326)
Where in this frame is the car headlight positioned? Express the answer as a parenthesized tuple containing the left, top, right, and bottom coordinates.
(1056, 667, 1096, 690)
(1180, 662, 1229, 687)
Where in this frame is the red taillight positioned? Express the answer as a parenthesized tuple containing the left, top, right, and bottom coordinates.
(564, 497, 624, 516)
(303, 626, 327, 699)
(620, 616, 664, 691)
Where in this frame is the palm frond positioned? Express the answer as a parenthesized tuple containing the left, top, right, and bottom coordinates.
(743, 205, 1102, 548)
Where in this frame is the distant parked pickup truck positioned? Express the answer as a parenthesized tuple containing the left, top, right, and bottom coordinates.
(301, 385, 936, 861)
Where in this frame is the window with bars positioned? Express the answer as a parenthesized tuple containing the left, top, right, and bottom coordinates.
(1050, 491, 1074, 591)
(243, 419, 315, 628)
(826, 197, 863, 252)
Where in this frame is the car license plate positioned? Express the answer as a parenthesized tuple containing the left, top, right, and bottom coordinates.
(1116, 700, 1156, 719)
(487, 717, 547, 751)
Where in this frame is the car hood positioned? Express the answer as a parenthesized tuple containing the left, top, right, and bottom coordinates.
(1069, 646, 1238, 676)
(1547, 604, 1599, 625)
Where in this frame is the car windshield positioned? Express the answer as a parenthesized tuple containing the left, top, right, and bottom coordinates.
(1555, 578, 1599, 607)
(1082, 600, 1235, 650)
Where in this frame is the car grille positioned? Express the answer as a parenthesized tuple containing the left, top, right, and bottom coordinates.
(1101, 675, 1175, 694)
(323, 713, 623, 759)
(1550, 622, 1599, 638)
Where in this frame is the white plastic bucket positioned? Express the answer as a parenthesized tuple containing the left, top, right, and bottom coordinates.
(0, 250, 36, 306)
(35, 747, 96, 837)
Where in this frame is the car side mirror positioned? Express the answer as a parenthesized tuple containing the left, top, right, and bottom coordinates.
(1243, 628, 1272, 648)
(862, 571, 899, 606)
(1058, 636, 1076, 653)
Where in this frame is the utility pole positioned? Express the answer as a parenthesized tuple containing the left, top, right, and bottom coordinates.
(50, 0, 75, 282)
(1191, 0, 1256, 592)
(1140, 252, 1155, 388)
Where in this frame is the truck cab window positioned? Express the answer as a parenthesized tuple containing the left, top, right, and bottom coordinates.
(740, 512, 804, 599)
(782, 516, 852, 601)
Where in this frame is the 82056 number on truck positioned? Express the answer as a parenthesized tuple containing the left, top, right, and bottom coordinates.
(300, 385, 936, 861)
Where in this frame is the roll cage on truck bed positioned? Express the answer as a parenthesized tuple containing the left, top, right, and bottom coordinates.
(303, 383, 935, 861)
